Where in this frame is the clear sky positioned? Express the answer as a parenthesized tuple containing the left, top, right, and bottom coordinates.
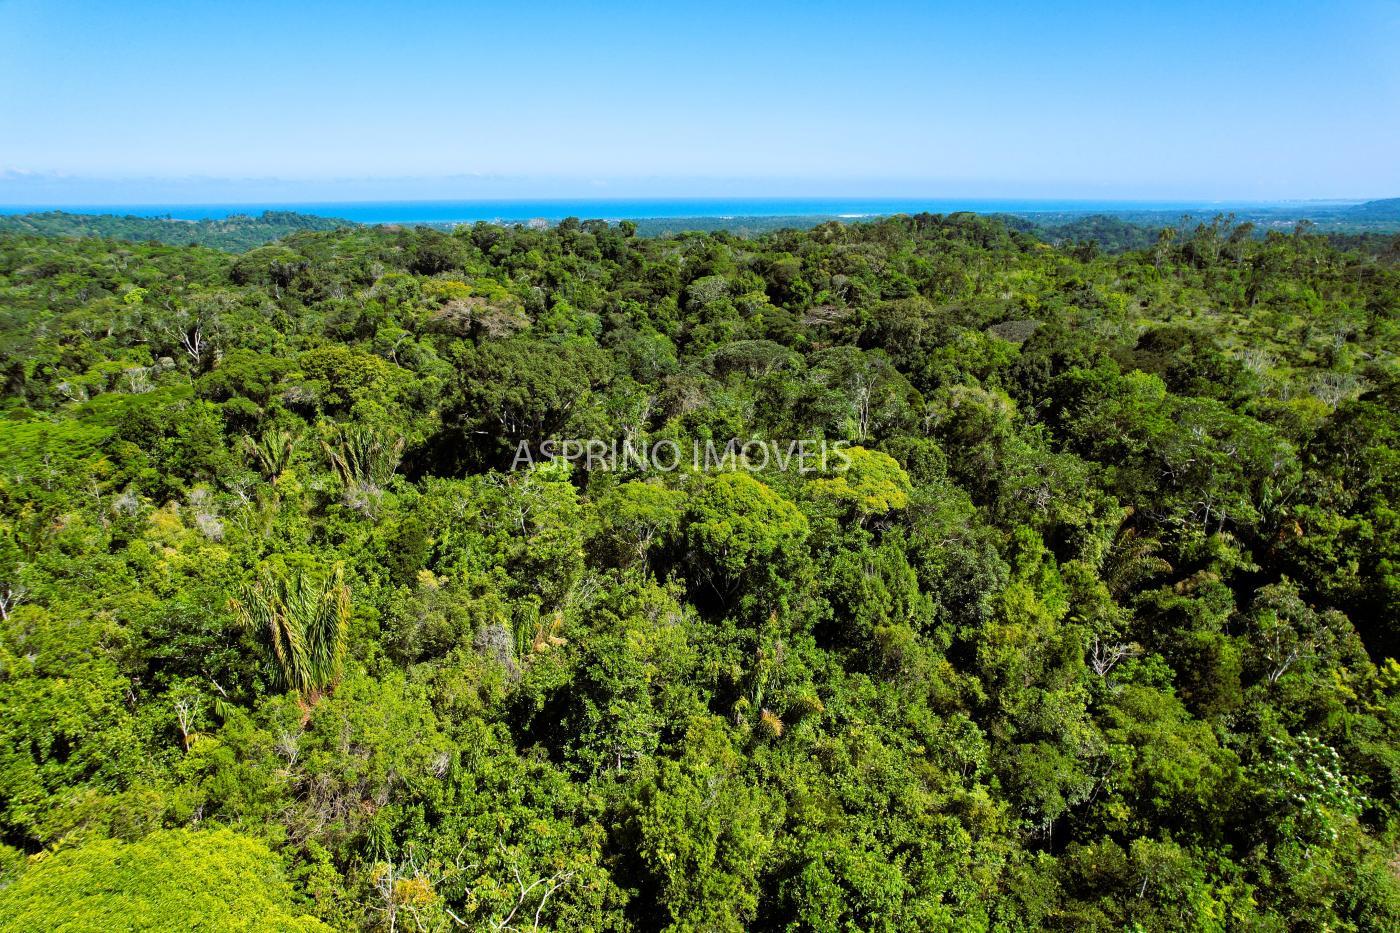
(1, 0, 1397, 203)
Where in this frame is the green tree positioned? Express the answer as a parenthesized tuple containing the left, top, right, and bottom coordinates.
(683, 472, 810, 604)
(0, 828, 329, 931)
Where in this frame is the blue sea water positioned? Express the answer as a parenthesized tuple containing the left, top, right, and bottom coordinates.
(0, 197, 1324, 224)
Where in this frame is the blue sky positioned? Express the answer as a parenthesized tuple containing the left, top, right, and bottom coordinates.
(1, 0, 1397, 202)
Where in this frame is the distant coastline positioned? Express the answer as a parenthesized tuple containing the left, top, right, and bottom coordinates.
(0, 197, 1375, 226)
(2, 199, 1397, 254)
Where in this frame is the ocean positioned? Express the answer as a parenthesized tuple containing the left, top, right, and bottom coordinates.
(0, 197, 1337, 225)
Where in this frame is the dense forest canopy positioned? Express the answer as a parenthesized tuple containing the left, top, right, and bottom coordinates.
(0, 213, 1397, 929)
(6, 200, 1400, 256)
(0, 210, 354, 252)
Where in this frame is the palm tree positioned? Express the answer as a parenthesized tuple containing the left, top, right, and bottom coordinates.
(242, 428, 299, 480)
(320, 424, 405, 514)
(230, 561, 350, 701)
(321, 425, 404, 489)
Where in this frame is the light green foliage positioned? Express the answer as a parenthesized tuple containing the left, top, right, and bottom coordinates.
(0, 828, 329, 931)
(0, 602, 140, 847)
(684, 472, 809, 593)
(807, 445, 912, 517)
(593, 480, 686, 567)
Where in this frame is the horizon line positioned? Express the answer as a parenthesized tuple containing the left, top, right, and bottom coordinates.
(0, 194, 1385, 210)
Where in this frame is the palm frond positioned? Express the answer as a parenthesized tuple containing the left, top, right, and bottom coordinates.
(230, 561, 350, 698)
